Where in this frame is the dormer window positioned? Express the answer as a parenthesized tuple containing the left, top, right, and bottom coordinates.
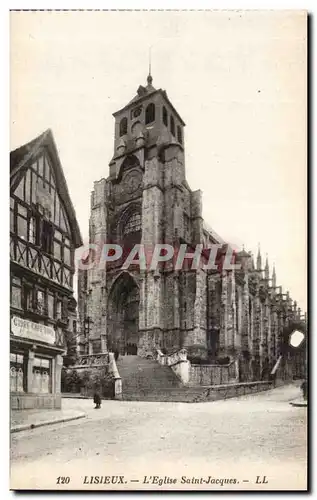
(119, 117, 128, 137)
(145, 103, 155, 125)
(170, 116, 175, 137)
(177, 126, 182, 144)
(162, 106, 168, 126)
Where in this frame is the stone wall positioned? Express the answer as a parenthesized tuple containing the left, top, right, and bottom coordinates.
(194, 381, 273, 403)
(11, 393, 61, 410)
(188, 361, 239, 387)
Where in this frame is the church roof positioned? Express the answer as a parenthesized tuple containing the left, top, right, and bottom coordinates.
(127, 75, 157, 105)
(10, 129, 83, 248)
(203, 221, 225, 244)
(113, 75, 186, 126)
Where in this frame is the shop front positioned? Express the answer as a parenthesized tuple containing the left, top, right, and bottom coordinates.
(10, 316, 64, 410)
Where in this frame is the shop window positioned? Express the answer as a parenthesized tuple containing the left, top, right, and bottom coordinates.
(10, 353, 25, 392)
(32, 357, 51, 393)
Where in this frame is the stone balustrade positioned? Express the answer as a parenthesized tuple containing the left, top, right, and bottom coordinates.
(188, 360, 239, 387)
(156, 348, 239, 387)
(108, 352, 122, 399)
(156, 348, 190, 385)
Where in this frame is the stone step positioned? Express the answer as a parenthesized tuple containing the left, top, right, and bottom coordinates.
(116, 355, 183, 399)
(121, 387, 207, 403)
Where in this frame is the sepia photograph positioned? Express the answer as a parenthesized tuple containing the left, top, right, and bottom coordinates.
(9, 9, 307, 491)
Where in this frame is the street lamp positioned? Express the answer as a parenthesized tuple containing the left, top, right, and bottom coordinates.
(84, 317, 93, 354)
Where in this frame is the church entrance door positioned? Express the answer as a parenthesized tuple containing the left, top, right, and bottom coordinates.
(108, 273, 139, 355)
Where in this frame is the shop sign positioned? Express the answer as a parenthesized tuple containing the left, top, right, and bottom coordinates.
(11, 316, 56, 345)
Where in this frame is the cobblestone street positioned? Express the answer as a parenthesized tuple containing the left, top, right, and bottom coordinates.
(10, 384, 307, 491)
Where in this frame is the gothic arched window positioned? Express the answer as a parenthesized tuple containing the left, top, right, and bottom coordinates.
(162, 106, 168, 126)
(170, 116, 175, 136)
(177, 126, 182, 144)
(145, 103, 155, 125)
(119, 117, 128, 137)
(123, 212, 141, 236)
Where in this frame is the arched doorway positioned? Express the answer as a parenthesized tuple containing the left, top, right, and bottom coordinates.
(107, 273, 140, 355)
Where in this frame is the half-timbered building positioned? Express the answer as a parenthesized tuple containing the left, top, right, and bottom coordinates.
(10, 129, 83, 409)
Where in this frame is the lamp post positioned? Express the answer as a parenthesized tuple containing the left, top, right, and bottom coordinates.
(84, 316, 93, 355)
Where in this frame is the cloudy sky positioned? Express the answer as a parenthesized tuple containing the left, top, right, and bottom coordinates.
(10, 10, 307, 309)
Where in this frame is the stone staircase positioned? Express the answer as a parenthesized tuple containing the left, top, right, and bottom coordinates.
(115, 355, 274, 403)
(115, 355, 207, 402)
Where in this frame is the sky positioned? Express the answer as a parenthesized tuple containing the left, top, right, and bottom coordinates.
(10, 10, 307, 310)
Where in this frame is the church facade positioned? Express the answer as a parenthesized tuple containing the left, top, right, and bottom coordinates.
(77, 74, 306, 381)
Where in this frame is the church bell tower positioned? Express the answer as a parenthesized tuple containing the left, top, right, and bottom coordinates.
(81, 72, 206, 358)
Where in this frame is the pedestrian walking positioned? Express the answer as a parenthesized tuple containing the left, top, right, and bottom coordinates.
(93, 391, 101, 409)
(114, 348, 119, 362)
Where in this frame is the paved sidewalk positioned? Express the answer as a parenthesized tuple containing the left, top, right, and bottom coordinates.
(11, 407, 86, 433)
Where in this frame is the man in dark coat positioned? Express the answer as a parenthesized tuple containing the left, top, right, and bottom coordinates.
(93, 391, 101, 409)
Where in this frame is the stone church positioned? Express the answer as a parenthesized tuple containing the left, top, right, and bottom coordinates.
(78, 74, 306, 381)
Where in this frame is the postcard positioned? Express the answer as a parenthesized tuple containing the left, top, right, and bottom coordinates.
(10, 9, 307, 491)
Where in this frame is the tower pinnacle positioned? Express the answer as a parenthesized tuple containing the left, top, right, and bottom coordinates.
(272, 263, 276, 288)
(265, 253, 269, 280)
(147, 46, 153, 86)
